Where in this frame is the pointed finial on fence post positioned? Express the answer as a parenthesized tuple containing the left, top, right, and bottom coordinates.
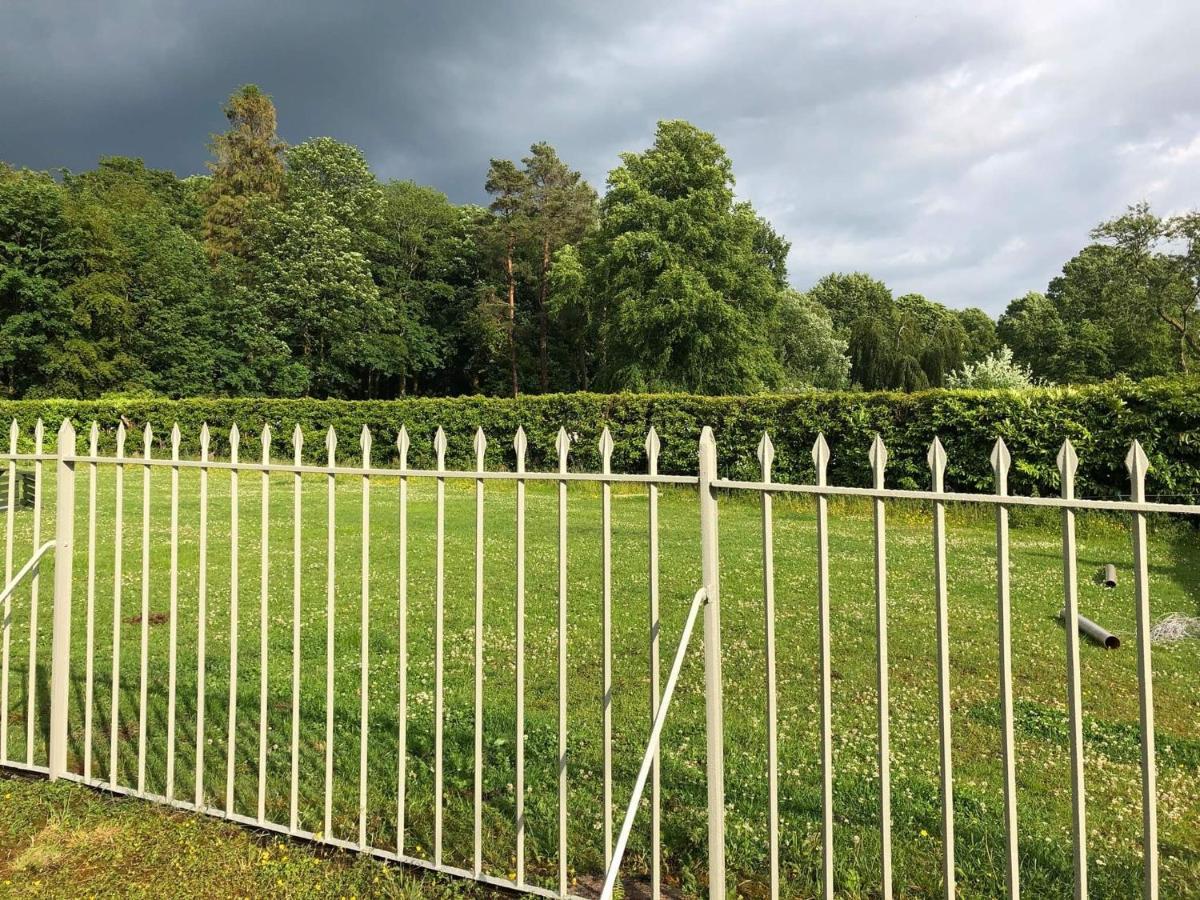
(812, 432, 830, 487)
(200, 423, 210, 463)
(599, 426, 614, 475)
(1056, 439, 1078, 500)
(434, 426, 447, 470)
(9, 419, 17, 447)
(323, 425, 335, 467)
(514, 426, 527, 474)
(359, 424, 372, 467)
(757, 431, 774, 483)
(1125, 439, 1149, 504)
(116, 419, 127, 458)
(57, 418, 76, 459)
(88, 421, 99, 457)
(230, 423, 240, 462)
(143, 422, 154, 456)
(990, 437, 1011, 496)
(473, 426, 487, 471)
(171, 423, 181, 461)
(397, 426, 409, 471)
(292, 424, 303, 465)
(698, 426, 717, 484)
(556, 426, 570, 474)
(927, 436, 947, 491)
(869, 434, 887, 490)
(35, 418, 44, 452)
(645, 426, 660, 477)
(261, 423, 272, 465)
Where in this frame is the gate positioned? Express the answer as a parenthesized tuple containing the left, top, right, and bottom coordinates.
(0, 417, 1194, 899)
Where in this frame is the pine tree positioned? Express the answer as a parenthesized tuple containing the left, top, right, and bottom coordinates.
(202, 85, 286, 262)
(522, 143, 596, 390)
(484, 159, 527, 396)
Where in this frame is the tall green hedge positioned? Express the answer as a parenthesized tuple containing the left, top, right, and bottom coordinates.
(1, 378, 1197, 500)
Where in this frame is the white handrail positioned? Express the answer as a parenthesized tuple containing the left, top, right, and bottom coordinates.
(600, 586, 708, 900)
(0, 540, 55, 608)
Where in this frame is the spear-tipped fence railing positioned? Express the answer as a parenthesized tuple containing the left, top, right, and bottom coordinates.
(0, 417, 1191, 899)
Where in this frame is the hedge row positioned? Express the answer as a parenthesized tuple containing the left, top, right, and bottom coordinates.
(0, 378, 1197, 500)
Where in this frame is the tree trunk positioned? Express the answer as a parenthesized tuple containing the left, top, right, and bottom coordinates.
(1155, 304, 1199, 372)
(506, 241, 519, 397)
(578, 343, 590, 390)
(537, 235, 551, 392)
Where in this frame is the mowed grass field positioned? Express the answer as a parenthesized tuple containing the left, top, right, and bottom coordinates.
(0, 461, 1198, 897)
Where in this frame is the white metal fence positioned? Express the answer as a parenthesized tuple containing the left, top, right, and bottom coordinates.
(0, 417, 1194, 899)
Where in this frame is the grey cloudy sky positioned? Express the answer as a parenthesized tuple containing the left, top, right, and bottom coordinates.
(3, 1, 1198, 313)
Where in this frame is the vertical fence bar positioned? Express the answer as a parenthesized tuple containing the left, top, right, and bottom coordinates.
(869, 435, 893, 900)
(434, 426, 447, 867)
(83, 422, 98, 782)
(359, 426, 372, 848)
(257, 425, 272, 824)
(757, 432, 780, 900)
(166, 424, 181, 800)
(928, 437, 955, 899)
(323, 426, 336, 839)
(1057, 440, 1087, 899)
(697, 426, 726, 900)
(645, 427, 662, 900)
(813, 434, 834, 900)
(1126, 441, 1158, 900)
(48, 420, 76, 780)
(474, 427, 487, 876)
(600, 426, 614, 869)
(27, 418, 43, 766)
(0, 420, 15, 763)
(556, 427, 570, 899)
(290, 425, 302, 832)
(109, 422, 126, 788)
(137, 423, 152, 793)
(226, 424, 241, 814)
(196, 424, 210, 807)
(991, 439, 1019, 900)
(396, 427, 409, 856)
(512, 427, 525, 885)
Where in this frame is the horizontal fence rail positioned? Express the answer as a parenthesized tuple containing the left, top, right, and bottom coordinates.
(0, 417, 1188, 899)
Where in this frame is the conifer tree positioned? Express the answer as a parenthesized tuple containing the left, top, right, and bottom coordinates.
(202, 84, 286, 262)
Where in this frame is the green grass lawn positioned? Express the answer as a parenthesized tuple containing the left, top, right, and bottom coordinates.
(0, 465, 1198, 897)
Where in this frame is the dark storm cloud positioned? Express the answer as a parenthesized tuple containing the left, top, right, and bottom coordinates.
(3, 1, 1199, 312)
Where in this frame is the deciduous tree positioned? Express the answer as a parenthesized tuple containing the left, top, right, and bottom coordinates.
(588, 120, 785, 393)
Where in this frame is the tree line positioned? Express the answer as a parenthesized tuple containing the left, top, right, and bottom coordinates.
(1, 85, 1196, 400)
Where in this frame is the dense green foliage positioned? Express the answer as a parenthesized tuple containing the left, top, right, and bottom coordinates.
(4, 378, 1197, 499)
(3, 86, 1197, 400)
(802, 273, 996, 391)
(997, 205, 1200, 382)
(586, 121, 790, 393)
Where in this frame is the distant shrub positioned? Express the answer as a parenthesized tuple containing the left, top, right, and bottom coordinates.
(1, 377, 1197, 500)
(946, 346, 1034, 390)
